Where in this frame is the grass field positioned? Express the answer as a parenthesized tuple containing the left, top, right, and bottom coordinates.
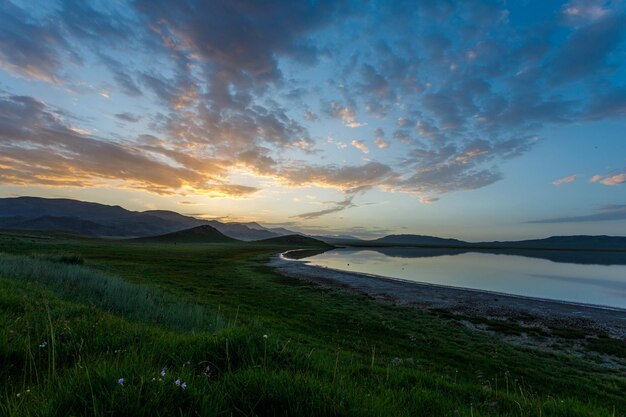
(0, 231, 624, 416)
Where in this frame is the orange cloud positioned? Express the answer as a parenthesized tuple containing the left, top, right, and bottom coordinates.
(600, 173, 626, 186)
(374, 137, 390, 149)
(351, 140, 369, 154)
(552, 175, 578, 185)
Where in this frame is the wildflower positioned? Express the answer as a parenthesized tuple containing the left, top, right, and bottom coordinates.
(263, 334, 268, 339)
(181, 382, 187, 390)
(175, 379, 181, 386)
(26, 389, 30, 394)
(160, 368, 166, 377)
(151, 378, 156, 382)
(117, 378, 125, 386)
(16, 393, 21, 398)
(39, 341, 47, 349)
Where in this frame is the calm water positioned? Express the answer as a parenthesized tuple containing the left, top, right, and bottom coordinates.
(298, 248, 626, 309)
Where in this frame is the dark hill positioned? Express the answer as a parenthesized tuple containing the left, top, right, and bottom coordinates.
(355, 234, 626, 251)
(256, 234, 330, 247)
(133, 225, 238, 243)
(370, 234, 467, 246)
(0, 197, 293, 240)
(2, 216, 114, 236)
(483, 235, 626, 251)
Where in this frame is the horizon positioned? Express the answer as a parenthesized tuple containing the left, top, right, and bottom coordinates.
(3, 194, 626, 242)
(1, 1, 625, 241)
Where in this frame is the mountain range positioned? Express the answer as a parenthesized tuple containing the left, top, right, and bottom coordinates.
(354, 234, 626, 251)
(0, 196, 294, 240)
(1, 197, 624, 250)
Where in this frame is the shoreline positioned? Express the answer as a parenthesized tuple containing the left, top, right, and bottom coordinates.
(270, 251, 626, 339)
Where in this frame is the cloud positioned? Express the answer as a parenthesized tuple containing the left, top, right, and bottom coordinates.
(359, 63, 394, 103)
(601, 173, 626, 186)
(561, 0, 614, 23)
(552, 175, 578, 185)
(421, 93, 464, 130)
(135, 0, 351, 90)
(194, 183, 260, 198)
(549, 13, 626, 83)
(0, 93, 259, 197)
(351, 140, 369, 154)
(419, 196, 440, 204)
(292, 194, 357, 220)
(374, 137, 390, 149)
(373, 128, 390, 149)
(326, 101, 367, 128)
(583, 87, 626, 120)
(0, 2, 69, 83)
(399, 164, 502, 195)
(589, 170, 626, 186)
(58, 0, 135, 41)
(304, 110, 319, 121)
(115, 112, 141, 123)
(528, 205, 626, 223)
(2, 0, 626, 211)
(279, 161, 397, 192)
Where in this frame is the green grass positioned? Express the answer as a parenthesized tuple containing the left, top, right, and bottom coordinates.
(0, 254, 225, 332)
(585, 335, 626, 359)
(0, 231, 624, 416)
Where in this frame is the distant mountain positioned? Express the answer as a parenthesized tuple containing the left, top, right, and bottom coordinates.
(0, 197, 292, 240)
(206, 221, 278, 241)
(483, 235, 626, 251)
(134, 225, 237, 243)
(239, 222, 266, 231)
(142, 210, 206, 228)
(266, 227, 296, 236)
(3, 198, 623, 251)
(370, 234, 467, 246)
(256, 234, 331, 247)
(224, 222, 295, 238)
(312, 235, 364, 245)
(353, 234, 626, 251)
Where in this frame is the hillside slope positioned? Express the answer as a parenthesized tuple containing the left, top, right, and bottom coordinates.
(133, 225, 238, 243)
(256, 234, 331, 247)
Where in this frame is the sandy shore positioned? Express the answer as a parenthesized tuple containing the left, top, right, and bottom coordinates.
(269, 252, 626, 339)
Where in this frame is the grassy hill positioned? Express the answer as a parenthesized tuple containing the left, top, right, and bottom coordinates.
(134, 225, 238, 243)
(371, 234, 467, 246)
(0, 231, 624, 416)
(256, 234, 331, 247)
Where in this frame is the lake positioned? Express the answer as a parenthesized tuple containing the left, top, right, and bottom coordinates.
(296, 248, 626, 309)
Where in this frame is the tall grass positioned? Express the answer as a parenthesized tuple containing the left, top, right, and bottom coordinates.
(0, 237, 624, 416)
(0, 253, 225, 332)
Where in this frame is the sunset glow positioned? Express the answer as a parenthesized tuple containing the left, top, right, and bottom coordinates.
(1, 0, 625, 239)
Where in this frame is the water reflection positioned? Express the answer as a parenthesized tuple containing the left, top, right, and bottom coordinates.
(292, 248, 626, 309)
(360, 247, 626, 266)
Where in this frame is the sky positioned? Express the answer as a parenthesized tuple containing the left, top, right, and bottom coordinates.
(0, 0, 625, 240)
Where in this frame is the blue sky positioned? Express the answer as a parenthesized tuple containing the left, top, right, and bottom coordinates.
(0, 0, 624, 240)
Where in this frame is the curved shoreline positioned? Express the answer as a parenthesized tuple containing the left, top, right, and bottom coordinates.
(270, 251, 626, 338)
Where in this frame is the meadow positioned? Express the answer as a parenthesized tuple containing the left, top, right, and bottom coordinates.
(0, 231, 624, 416)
